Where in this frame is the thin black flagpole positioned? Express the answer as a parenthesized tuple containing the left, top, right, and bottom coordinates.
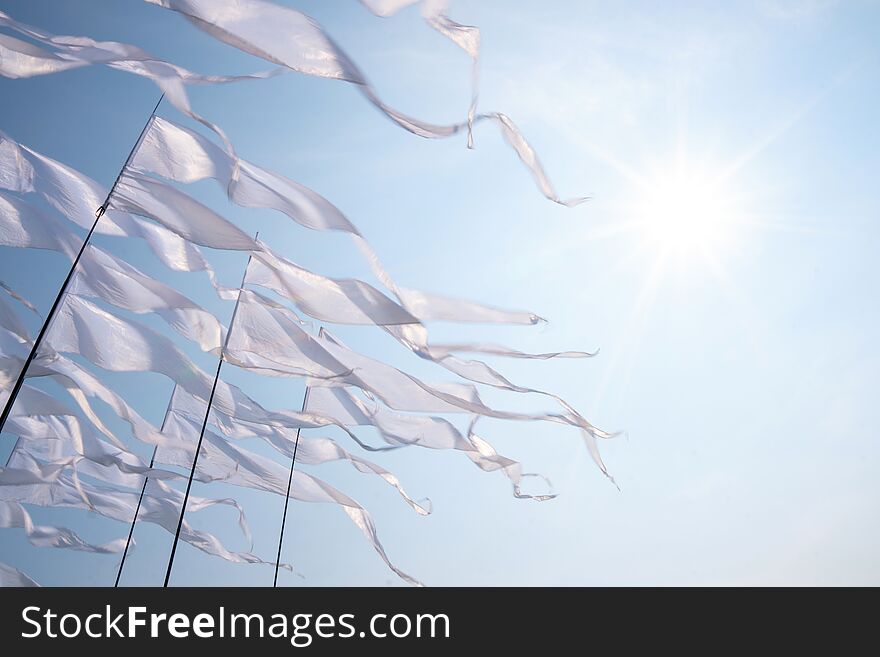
(3, 436, 21, 468)
(0, 93, 165, 436)
(273, 382, 311, 587)
(163, 234, 257, 587)
(114, 384, 177, 587)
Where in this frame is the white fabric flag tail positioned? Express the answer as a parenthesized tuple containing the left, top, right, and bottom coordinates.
(28, 351, 182, 452)
(72, 245, 224, 353)
(358, 0, 480, 146)
(1, 452, 276, 570)
(0, 498, 126, 553)
(158, 407, 420, 585)
(0, 130, 228, 292)
(292, 468, 423, 586)
(42, 297, 377, 452)
(224, 292, 612, 479)
(167, 386, 430, 515)
(0, 561, 39, 587)
(0, 290, 30, 346)
(0, 279, 40, 316)
(0, 190, 81, 259)
(111, 171, 258, 252)
(322, 328, 616, 482)
(0, 10, 286, 158)
(385, 322, 607, 432)
(144, 0, 585, 205)
(7, 385, 184, 486)
(308, 385, 555, 501)
(170, 366, 396, 455)
(131, 116, 548, 324)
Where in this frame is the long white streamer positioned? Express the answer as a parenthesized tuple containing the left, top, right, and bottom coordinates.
(167, 386, 430, 515)
(225, 293, 614, 479)
(0, 129, 228, 294)
(156, 402, 421, 586)
(307, 385, 556, 501)
(1, 451, 275, 570)
(358, 0, 479, 145)
(131, 116, 545, 326)
(0, 10, 285, 159)
(144, 0, 583, 205)
(72, 245, 224, 353)
(0, 190, 80, 259)
(0, 498, 126, 553)
(38, 297, 381, 453)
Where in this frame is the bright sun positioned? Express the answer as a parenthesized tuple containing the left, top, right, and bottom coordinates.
(635, 167, 739, 261)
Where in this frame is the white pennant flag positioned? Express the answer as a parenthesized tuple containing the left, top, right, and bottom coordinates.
(72, 245, 224, 353)
(0, 10, 285, 158)
(144, 0, 586, 205)
(132, 116, 546, 325)
(158, 396, 422, 585)
(1, 451, 275, 570)
(0, 130, 229, 292)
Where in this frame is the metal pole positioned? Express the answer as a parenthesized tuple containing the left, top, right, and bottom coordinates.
(3, 436, 21, 468)
(163, 234, 257, 587)
(114, 384, 177, 587)
(273, 383, 311, 587)
(0, 93, 165, 436)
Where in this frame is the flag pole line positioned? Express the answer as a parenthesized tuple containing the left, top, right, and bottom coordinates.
(163, 233, 257, 587)
(114, 383, 177, 587)
(3, 436, 21, 468)
(272, 381, 312, 587)
(0, 93, 165, 437)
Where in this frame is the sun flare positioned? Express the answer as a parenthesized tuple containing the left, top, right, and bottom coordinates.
(634, 167, 739, 261)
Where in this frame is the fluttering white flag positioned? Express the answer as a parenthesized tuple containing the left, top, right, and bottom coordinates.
(47, 294, 218, 402)
(72, 245, 224, 353)
(1, 450, 275, 570)
(131, 116, 547, 327)
(307, 385, 556, 501)
(112, 172, 258, 251)
(6, 385, 182, 487)
(0, 291, 30, 346)
(247, 251, 417, 327)
(143, 0, 585, 205)
(0, 129, 230, 294)
(0, 190, 80, 259)
(0, 10, 286, 158)
(39, 296, 380, 453)
(29, 351, 175, 452)
(0, 561, 39, 587)
(167, 386, 430, 515)
(358, 0, 480, 145)
(0, 498, 126, 553)
(228, 293, 613, 478)
(157, 395, 421, 586)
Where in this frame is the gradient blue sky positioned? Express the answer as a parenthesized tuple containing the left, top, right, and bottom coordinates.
(1, 0, 879, 586)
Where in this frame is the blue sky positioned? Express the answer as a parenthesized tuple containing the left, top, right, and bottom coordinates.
(1, 0, 879, 586)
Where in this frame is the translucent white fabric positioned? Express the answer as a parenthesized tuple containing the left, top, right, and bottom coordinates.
(144, 0, 585, 205)
(72, 245, 224, 353)
(0, 561, 39, 586)
(132, 117, 545, 326)
(158, 391, 422, 586)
